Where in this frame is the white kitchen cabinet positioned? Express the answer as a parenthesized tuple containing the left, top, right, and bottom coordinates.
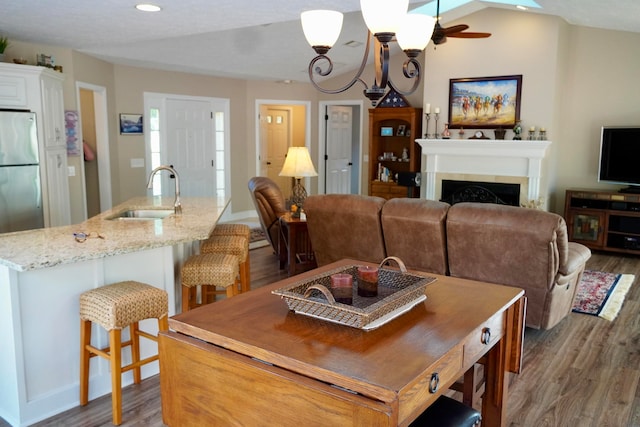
(40, 73, 66, 148)
(0, 62, 71, 227)
(44, 147, 71, 226)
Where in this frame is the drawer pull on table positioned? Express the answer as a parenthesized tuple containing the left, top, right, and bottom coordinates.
(481, 327, 491, 345)
(429, 372, 440, 393)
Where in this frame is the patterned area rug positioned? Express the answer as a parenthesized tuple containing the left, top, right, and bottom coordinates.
(572, 270, 635, 321)
(249, 227, 269, 250)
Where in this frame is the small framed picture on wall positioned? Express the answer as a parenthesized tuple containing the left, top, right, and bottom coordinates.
(119, 113, 143, 134)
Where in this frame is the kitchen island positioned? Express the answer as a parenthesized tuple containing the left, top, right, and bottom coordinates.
(0, 196, 229, 427)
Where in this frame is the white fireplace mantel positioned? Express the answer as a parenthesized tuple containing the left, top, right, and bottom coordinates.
(416, 139, 552, 202)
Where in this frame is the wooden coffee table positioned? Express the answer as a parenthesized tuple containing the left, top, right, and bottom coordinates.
(160, 259, 525, 426)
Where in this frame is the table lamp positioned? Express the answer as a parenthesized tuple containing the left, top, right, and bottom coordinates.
(279, 146, 318, 206)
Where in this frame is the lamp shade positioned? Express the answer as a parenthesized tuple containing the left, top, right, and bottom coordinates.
(396, 14, 436, 51)
(279, 147, 318, 178)
(301, 10, 343, 49)
(360, 0, 408, 34)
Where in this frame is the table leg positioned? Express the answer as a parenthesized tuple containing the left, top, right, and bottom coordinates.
(481, 298, 523, 426)
(287, 224, 296, 276)
(278, 221, 287, 270)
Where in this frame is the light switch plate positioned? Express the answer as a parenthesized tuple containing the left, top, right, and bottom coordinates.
(130, 158, 145, 168)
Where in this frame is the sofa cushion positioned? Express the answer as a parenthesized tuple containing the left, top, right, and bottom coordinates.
(304, 194, 387, 266)
(381, 198, 450, 275)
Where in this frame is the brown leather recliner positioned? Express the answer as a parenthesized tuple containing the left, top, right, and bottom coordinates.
(381, 198, 450, 275)
(446, 202, 592, 329)
(304, 194, 387, 266)
(248, 177, 288, 255)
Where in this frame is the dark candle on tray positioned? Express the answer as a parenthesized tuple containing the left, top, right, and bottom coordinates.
(357, 266, 378, 297)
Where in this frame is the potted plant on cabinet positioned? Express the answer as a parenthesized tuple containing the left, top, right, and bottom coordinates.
(0, 36, 9, 62)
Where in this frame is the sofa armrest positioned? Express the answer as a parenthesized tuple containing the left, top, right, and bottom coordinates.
(559, 242, 591, 276)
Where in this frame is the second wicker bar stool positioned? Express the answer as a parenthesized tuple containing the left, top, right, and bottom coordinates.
(181, 252, 239, 312)
(210, 223, 251, 240)
(200, 234, 250, 293)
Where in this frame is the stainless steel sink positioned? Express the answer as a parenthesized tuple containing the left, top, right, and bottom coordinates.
(107, 208, 174, 220)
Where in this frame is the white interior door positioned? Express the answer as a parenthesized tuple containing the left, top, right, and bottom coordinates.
(166, 98, 216, 197)
(325, 105, 353, 194)
(262, 106, 291, 195)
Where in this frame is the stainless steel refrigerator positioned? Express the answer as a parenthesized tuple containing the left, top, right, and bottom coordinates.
(0, 110, 45, 233)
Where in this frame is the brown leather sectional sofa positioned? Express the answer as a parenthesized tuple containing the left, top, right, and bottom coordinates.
(304, 194, 592, 330)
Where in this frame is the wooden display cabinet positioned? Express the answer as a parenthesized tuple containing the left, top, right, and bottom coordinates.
(368, 107, 422, 199)
(565, 189, 640, 254)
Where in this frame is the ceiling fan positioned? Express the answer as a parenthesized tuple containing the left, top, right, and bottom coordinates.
(431, 0, 492, 45)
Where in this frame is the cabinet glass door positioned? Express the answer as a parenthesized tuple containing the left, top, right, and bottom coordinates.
(571, 213, 601, 242)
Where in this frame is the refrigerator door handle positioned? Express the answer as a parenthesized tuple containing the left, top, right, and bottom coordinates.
(36, 171, 42, 208)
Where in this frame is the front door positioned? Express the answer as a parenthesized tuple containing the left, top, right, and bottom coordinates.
(166, 98, 216, 197)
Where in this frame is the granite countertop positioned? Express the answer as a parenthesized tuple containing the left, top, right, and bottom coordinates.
(0, 196, 230, 272)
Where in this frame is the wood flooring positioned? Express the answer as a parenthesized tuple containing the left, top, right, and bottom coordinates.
(2, 247, 638, 427)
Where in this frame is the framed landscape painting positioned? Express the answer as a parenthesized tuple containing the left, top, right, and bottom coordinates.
(448, 75, 522, 129)
(119, 113, 143, 134)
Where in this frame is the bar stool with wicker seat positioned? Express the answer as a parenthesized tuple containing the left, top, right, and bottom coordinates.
(79, 281, 169, 426)
(210, 223, 251, 240)
(181, 252, 240, 311)
(200, 234, 250, 293)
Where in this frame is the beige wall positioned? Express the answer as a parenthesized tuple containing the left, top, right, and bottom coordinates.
(5, 8, 640, 221)
(553, 25, 640, 209)
(421, 8, 640, 213)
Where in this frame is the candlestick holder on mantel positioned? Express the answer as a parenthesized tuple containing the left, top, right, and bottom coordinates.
(433, 113, 440, 139)
(424, 113, 431, 139)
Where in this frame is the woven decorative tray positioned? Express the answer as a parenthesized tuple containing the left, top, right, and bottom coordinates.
(272, 257, 436, 330)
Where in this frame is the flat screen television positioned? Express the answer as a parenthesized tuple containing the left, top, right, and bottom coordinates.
(598, 126, 640, 192)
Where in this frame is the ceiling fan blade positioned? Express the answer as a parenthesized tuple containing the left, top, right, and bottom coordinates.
(448, 31, 492, 39)
(441, 24, 469, 35)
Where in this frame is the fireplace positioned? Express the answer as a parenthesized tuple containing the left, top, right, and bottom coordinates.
(441, 180, 520, 206)
(416, 138, 551, 207)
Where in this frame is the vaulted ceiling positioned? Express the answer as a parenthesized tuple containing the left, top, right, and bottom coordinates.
(1, 0, 638, 82)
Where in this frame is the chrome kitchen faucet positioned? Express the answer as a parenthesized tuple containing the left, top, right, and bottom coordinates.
(147, 165, 182, 214)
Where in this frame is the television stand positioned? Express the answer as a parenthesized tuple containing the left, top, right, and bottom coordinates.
(619, 186, 640, 194)
(565, 189, 640, 254)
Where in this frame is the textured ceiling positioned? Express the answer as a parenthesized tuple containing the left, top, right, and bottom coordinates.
(0, 0, 638, 82)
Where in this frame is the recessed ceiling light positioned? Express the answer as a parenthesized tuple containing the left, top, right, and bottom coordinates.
(516, 5, 528, 11)
(136, 3, 162, 12)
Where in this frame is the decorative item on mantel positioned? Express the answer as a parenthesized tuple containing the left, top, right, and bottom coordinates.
(458, 127, 465, 139)
(538, 128, 547, 140)
(442, 123, 451, 139)
(424, 103, 431, 138)
(521, 197, 544, 210)
(528, 127, 536, 140)
(513, 120, 522, 140)
(494, 127, 506, 140)
(0, 36, 9, 62)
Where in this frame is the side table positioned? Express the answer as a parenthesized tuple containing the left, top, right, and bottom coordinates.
(278, 213, 317, 276)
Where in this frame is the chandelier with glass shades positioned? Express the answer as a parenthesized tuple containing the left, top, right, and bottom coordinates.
(301, 0, 435, 106)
